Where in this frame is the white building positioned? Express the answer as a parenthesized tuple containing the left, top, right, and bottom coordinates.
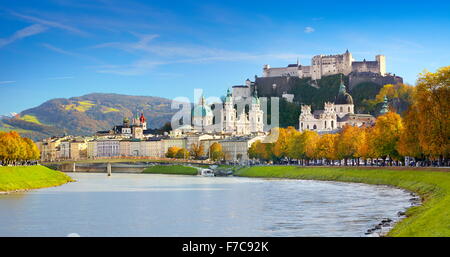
(87, 140, 120, 158)
(220, 136, 266, 163)
(299, 79, 375, 133)
(188, 89, 265, 136)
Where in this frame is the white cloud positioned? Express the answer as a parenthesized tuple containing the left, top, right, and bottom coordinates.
(0, 24, 47, 48)
(91, 34, 313, 75)
(304, 26, 315, 33)
(0, 81, 17, 85)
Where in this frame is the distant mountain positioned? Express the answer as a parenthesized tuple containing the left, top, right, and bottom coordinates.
(0, 93, 179, 140)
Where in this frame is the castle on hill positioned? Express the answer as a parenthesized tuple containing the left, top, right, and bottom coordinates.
(263, 50, 386, 80)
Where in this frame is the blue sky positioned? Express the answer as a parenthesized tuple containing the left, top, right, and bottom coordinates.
(0, 0, 449, 115)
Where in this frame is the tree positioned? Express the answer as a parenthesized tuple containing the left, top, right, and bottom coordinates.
(190, 143, 205, 160)
(286, 130, 318, 164)
(371, 112, 403, 164)
(374, 83, 415, 115)
(335, 125, 360, 165)
(248, 140, 273, 162)
(209, 142, 224, 162)
(354, 127, 370, 165)
(175, 148, 190, 159)
(166, 146, 181, 158)
(397, 105, 422, 159)
(304, 131, 320, 161)
(0, 131, 40, 165)
(315, 134, 338, 164)
(414, 66, 450, 163)
(272, 127, 299, 160)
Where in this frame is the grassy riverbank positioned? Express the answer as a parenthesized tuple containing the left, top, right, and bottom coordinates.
(235, 166, 450, 237)
(143, 165, 199, 175)
(0, 165, 74, 193)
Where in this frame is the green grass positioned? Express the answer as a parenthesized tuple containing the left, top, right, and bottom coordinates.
(235, 166, 450, 237)
(0, 165, 74, 192)
(143, 165, 199, 175)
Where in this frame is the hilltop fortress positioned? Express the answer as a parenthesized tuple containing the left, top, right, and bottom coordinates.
(263, 50, 386, 80)
(255, 50, 402, 97)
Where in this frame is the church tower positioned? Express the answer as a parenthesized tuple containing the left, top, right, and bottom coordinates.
(139, 112, 147, 130)
(379, 95, 389, 115)
(223, 89, 236, 133)
(248, 88, 264, 133)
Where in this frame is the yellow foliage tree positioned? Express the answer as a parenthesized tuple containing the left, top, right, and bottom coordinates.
(166, 146, 181, 158)
(315, 134, 338, 163)
(209, 142, 224, 161)
(414, 66, 450, 162)
(190, 143, 205, 160)
(371, 112, 403, 163)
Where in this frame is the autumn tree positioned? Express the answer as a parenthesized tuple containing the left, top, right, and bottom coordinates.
(248, 140, 274, 162)
(414, 66, 450, 163)
(370, 112, 403, 164)
(315, 134, 338, 164)
(166, 146, 181, 158)
(286, 130, 318, 165)
(190, 143, 205, 160)
(272, 127, 301, 161)
(209, 142, 224, 162)
(335, 125, 360, 165)
(175, 148, 190, 159)
(0, 131, 40, 165)
(397, 105, 423, 159)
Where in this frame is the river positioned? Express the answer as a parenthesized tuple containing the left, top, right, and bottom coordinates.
(0, 173, 412, 237)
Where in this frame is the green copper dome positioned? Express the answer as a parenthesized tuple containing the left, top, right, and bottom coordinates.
(335, 77, 353, 105)
(380, 95, 389, 115)
(225, 88, 232, 103)
(252, 87, 260, 104)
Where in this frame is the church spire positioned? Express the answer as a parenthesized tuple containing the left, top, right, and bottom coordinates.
(339, 74, 346, 94)
(380, 95, 389, 115)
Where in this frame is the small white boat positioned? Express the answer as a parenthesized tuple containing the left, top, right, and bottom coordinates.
(200, 168, 215, 177)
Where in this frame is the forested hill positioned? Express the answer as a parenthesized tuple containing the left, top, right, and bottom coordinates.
(0, 93, 178, 140)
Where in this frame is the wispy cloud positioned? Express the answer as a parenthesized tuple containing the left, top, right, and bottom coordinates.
(95, 60, 164, 76)
(0, 24, 47, 48)
(11, 11, 86, 36)
(42, 43, 78, 56)
(42, 43, 101, 63)
(47, 76, 74, 80)
(0, 81, 16, 85)
(304, 26, 315, 33)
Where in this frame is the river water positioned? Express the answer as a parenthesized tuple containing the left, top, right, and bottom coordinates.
(0, 173, 412, 237)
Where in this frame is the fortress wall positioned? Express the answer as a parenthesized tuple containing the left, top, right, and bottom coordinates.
(351, 61, 380, 73)
(254, 76, 301, 97)
(348, 72, 403, 90)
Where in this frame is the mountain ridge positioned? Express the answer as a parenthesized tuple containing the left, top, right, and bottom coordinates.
(0, 93, 179, 140)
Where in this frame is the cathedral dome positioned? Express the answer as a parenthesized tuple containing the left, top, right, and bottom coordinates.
(335, 77, 353, 105)
(335, 92, 353, 105)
